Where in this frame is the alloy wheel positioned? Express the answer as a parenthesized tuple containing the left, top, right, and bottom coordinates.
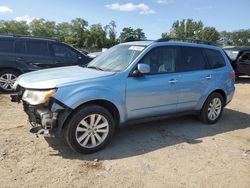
(75, 114, 109, 148)
(207, 97, 222, 121)
(0, 73, 17, 91)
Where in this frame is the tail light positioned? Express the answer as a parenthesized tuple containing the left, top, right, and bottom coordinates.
(230, 70, 235, 81)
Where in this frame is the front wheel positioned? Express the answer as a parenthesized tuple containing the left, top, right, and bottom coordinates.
(199, 93, 224, 124)
(64, 104, 115, 154)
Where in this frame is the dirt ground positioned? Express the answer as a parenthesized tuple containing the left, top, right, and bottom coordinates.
(0, 79, 250, 188)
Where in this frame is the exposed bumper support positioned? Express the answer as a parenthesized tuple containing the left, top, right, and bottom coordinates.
(23, 100, 71, 137)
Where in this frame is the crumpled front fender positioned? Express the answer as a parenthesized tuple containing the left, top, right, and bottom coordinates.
(53, 85, 126, 123)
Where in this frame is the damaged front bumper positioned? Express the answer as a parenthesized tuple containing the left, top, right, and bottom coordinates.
(11, 92, 71, 137)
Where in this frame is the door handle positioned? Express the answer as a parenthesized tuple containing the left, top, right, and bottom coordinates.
(168, 78, 178, 84)
(205, 75, 212, 80)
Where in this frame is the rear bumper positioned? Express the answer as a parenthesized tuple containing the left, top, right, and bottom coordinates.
(226, 89, 235, 106)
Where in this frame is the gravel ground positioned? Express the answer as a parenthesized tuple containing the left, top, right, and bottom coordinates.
(0, 78, 249, 188)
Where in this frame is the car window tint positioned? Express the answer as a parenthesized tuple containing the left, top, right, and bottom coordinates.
(204, 49, 225, 68)
(177, 47, 208, 72)
(14, 40, 26, 53)
(0, 38, 14, 53)
(241, 52, 250, 62)
(140, 46, 180, 74)
(26, 40, 49, 56)
(51, 44, 77, 59)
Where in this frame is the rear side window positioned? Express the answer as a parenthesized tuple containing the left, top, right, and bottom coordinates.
(204, 49, 225, 68)
(176, 47, 208, 72)
(26, 40, 49, 56)
(14, 40, 26, 53)
(0, 38, 14, 53)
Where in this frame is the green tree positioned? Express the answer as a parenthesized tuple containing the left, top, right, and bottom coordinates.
(0, 20, 30, 35)
(231, 30, 250, 46)
(219, 30, 250, 46)
(119, 27, 146, 42)
(168, 19, 204, 39)
(55, 22, 72, 42)
(70, 18, 88, 48)
(30, 19, 56, 38)
(85, 24, 106, 49)
(104, 20, 118, 47)
(134, 28, 146, 40)
(197, 27, 220, 42)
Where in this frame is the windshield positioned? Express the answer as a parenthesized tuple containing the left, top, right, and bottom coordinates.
(87, 45, 145, 72)
(224, 50, 239, 61)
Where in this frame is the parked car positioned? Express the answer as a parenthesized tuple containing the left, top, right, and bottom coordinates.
(224, 46, 250, 76)
(0, 35, 92, 92)
(11, 38, 235, 154)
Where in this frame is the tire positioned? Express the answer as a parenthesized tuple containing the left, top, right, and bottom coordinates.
(0, 69, 19, 93)
(64, 104, 115, 154)
(198, 92, 224, 124)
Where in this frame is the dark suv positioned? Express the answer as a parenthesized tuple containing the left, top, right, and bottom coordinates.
(224, 46, 250, 76)
(0, 35, 92, 92)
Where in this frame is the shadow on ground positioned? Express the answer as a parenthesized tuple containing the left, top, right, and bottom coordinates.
(45, 108, 250, 160)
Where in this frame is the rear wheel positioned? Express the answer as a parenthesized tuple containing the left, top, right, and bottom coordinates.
(199, 92, 224, 124)
(64, 104, 115, 154)
(0, 70, 19, 92)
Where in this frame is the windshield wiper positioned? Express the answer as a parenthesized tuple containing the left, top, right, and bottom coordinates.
(87, 66, 104, 71)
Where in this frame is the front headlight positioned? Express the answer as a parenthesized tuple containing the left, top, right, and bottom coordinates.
(22, 89, 57, 105)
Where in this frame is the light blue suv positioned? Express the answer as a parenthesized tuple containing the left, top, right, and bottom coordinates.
(11, 38, 235, 153)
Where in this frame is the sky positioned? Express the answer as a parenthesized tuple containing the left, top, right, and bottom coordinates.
(0, 0, 249, 39)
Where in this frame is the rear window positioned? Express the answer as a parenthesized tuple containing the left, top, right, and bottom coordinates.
(26, 40, 49, 56)
(224, 49, 239, 61)
(0, 38, 14, 53)
(204, 49, 225, 68)
(176, 47, 208, 72)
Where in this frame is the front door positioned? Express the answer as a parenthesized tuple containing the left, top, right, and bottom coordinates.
(49, 43, 79, 67)
(236, 51, 250, 75)
(126, 46, 181, 120)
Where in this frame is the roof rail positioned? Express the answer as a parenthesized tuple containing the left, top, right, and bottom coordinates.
(0, 34, 58, 41)
(155, 37, 217, 46)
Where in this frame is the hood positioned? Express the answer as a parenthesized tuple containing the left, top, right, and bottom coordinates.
(17, 66, 115, 89)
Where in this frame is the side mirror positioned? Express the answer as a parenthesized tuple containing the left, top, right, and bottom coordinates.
(239, 54, 248, 62)
(132, 64, 150, 76)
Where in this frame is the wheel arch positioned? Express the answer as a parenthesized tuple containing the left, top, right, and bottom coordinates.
(211, 89, 226, 105)
(197, 89, 227, 111)
(0, 67, 23, 75)
(61, 99, 121, 131)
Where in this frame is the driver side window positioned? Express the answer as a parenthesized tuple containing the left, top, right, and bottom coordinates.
(139, 46, 179, 74)
(241, 52, 250, 63)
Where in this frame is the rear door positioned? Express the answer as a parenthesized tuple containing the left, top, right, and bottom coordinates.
(236, 51, 250, 75)
(23, 39, 55, 69)
(175, 46, 214, 112)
